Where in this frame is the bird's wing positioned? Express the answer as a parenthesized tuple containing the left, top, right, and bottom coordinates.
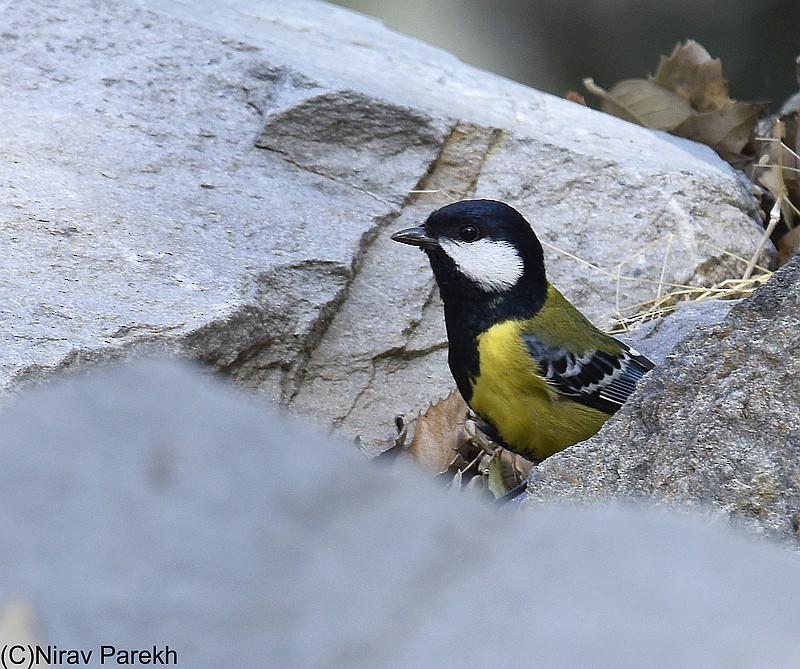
(522, 334, 654, 415)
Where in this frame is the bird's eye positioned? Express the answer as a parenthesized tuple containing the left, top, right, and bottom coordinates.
(459, 224, 480, 242)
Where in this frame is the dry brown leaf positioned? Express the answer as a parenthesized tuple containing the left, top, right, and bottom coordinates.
(758, 163, 788, 203)
(781, 127, 800, 217)
(485, 449, 505, 497)
(585, 41, 761, 164)
(392, 391, 535, 498)
(777, 225, 800, 266)
(755, 114, 800, 265)
(751, 117, 800, 233)
(507, 449, 534, 484)
(585, 77, 694, 130)
(484, 448, 533, 498)
(407, 390, 470, 474)
(565, 91, 587, 106)
(673, 104, 761, 156)
(652, 40, 730, 111)
(773, 113, 800, 214)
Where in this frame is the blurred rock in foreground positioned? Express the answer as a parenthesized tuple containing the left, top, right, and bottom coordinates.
(1, 359, 799, 668)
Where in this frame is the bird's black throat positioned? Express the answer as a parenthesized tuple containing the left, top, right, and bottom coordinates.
(424, 246, 548, 403)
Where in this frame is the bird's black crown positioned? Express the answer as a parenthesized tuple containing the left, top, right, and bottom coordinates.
(426, 200, 544, 261)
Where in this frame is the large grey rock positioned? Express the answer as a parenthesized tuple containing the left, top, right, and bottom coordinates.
(524, 254, 800, 543)
(623, 297, 738, 364)
(2, 0, 771, 450)
(3, 358, 800, 668)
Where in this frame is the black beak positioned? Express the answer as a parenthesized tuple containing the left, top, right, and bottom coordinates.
(391, 226, 439, 250)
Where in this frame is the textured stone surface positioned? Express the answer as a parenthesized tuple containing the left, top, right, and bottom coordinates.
(523, 255, 800, 543)
(3, 359, 800, 667)
(623, 297, 738, 364)
(1, 0, 772, 450)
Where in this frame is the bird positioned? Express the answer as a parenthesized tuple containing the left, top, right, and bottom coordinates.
(391, 199, 654, 462)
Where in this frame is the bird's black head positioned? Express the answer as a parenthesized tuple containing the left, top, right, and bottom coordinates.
(392, 199, 548, 325)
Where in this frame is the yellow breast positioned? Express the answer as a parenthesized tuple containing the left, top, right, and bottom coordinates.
(468, 320, 609, 461)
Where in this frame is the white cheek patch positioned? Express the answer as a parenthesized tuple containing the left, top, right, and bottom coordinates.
(439, 238, 524, 292)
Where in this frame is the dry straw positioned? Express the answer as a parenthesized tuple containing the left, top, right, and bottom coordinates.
(541, 232, 772, 335)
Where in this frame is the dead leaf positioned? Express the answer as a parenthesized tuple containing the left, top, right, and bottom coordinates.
(407, 390, 470, 474)
(584, 77, 694, 130)
(483, 448, 534, 499)
(652, 40, 730, 111)
(777, 225, 800, 266)
(673, 104, 761, 156)
(485, 449, 509, 498)
(751, 117, 800, 233)
(389, 391, 535, 498)
(565, 91, 587, 106)
(584, 41, 762, 164)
